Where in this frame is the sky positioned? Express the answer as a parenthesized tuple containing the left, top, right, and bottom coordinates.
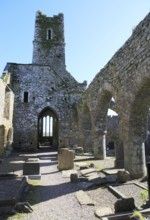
(0, 0, 149, 86)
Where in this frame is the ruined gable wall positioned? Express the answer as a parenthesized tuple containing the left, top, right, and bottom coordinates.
(10, 63, 85, 150)
(3, 11, 87, 151)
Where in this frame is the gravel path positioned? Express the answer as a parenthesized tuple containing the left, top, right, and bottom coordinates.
(22, 155, 98, 220)
(0, 150, 148, 220)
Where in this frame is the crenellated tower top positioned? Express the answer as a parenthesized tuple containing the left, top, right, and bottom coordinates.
(32, 11, 65, 67)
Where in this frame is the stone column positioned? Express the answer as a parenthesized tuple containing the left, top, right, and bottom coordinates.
(124, 140, 146, 179)
(114, 140, 124, 168)
(93, 129, 107, 159)
(0, 125, 5, 157)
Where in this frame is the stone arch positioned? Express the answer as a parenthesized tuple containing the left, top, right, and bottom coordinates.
(38, 107, 59, 150)
(106, 115, 118, 153)
(106, 114, 124, 168)
(92, 86, 114, 159)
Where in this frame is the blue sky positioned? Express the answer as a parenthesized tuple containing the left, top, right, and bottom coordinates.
(0, 0, 149, 85)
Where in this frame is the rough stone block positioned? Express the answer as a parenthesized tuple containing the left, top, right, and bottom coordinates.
(75, 147, 84, 156)
(58, 148, 74, 170)
(114, 198, 135, 213)
(70, 173, 79, 183)
(117, 170, 130, 183)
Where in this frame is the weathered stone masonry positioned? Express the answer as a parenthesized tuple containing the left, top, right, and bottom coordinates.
(0, 72, 14, 156)
(3, 11, 86, 150)
(0, 11, 149, 179)
(78, 12, 150, 178)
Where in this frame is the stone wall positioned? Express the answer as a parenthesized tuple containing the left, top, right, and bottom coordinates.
(0, 11, 149, 179)
(4, 12, 86, 150)
(0, 75, 14, 156)
(6, 63, 85, 150)
(106, 115, 119, 147)
(32, 11, 65, 67)
(0, 80, 5, 125)
(77, 12, 150, 178)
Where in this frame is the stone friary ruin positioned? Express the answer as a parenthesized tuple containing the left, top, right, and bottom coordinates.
(0, 11, 150, 179)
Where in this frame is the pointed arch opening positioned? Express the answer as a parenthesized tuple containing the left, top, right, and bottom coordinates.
(106, 96, 119, 157)
(38, 107, 58, 150)
(80, 104, 93, 153)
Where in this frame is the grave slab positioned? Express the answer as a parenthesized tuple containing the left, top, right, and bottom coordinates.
(80, 168, 97, 177)
(89, 176, 107, 185)
(0, 176, 27, 207)
(87, 173, 101, 181)
(27, 175, 41, 180)
(62, 169, 77, 178)
(77, 181, 94, 189)
(75, 162, 89, 170)
(103, 169, 124, 175)
(76, 190, 95, 205)
(95, 207, 113, 218)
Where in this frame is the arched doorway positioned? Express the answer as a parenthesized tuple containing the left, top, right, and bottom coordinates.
(38, 108, 58, 150)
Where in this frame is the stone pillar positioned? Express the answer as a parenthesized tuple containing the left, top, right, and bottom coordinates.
(93, 129, 107, 159)
(124, 140, 146, 179)
(80, 130, 93, 153)
(146, 162, 150, 203)
(0, 125, 5, 157)
(115, 140, 124, 168)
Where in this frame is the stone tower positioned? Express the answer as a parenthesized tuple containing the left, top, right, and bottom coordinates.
(32, 11, 65, 67)
(3, 11, 86, 151)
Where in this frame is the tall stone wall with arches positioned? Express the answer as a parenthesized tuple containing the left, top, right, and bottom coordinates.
(0, 11, 149, 179)
(77, 12, 150, 178)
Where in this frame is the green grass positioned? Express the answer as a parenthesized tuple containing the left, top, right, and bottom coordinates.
(86, 161, 105, 171)
(130, 210, 145, 220)
(140, 189, 148, 203)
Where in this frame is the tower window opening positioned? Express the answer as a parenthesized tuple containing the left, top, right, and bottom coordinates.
(47, 29, 53, 40)
(24, 92, 28, 103)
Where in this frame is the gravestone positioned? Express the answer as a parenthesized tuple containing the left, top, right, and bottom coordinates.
(23, 158, 40, 175)
(58, 148, 74, 170)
